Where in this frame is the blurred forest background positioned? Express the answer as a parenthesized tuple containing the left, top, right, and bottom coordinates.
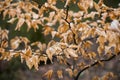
(0, 0, 120, 80)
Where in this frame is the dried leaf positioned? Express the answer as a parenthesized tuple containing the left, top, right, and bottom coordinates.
(46, 47, 54, 63)
(25, 20, 31, 31)
(26, 57, 33, 69)
(32, 55, 39, 70)
(66, 48, 78, 58)
(57, 70, 63, 79)
(51, 31, 58, 38)
(15, 18, 25, 31)
(1, 29, 9, 40)
(7, 18, 17, 24)
(43, 69, 53, 80)
(43, 25, 54, 36)
(58, 24, 69, 33)
(10, 37, 21, 49)
(109, 20, 120, 33)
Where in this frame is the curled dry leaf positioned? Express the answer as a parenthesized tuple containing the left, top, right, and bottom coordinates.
(1, 29, 9, 40)
(1, 40, 8, 48)
(109, 19, 120, 33)
(43, 69, 53, 80)
(51, 31, 59, 38)
(10, 37, 21, 49)
(15, 18, 25, 31)
(7, 18, 17, 24)
(26, 57, 33, 69)
(43, 25, 54, 36)
(66, 48, 78, 58)
(46, 47, 54, 63)
(57, 70, 63, 79)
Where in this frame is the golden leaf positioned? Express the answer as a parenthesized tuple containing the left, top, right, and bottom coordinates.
(64, 49, 70, 58)
(97, 36, 106, 44)
(77, 0, 93, 13)
(109, 20, 120, 33)
(1, 40, 8, 48)
(73, 69, 78, 77)
(58, 24, 69, 33)
(48, 0, 56, 5)
(88, 52, 96, 59)
(57, 70, 63, 79)
(10, 37, 21, 49)
(46, 47, 54, 63)
(69, 44, 78, 49)
(1, 29, 9, 40)
(66, 48, 78, 58)
(51, 31, 58, 39)
(25, 20, 31, 31)
(7, 18, 17, 24)
(0, 48, 5, 53)
(20, 37, 30, 48)
(32, 12, 39, 19)
(15, 18, 25, 31)
(93, 2, 100, 11)
(43, 69, 53, 80)
(43, 25, 54, 36)
(77, 2, 86, 12)
(8, 8, 17, 18)
(84, 41, 93, 49)
(31, 20, 39, 32)
(47, 40, 56, 48)
(32, 55, 39, 70)
(26, 57, 33, 69)
(3, 9, 9, 19)
(97, 46, 104, 56)
(25, 46, 32, 57)
(98, 0, 103, 7)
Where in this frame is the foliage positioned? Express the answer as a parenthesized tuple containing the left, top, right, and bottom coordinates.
(0, 0, 120, 80)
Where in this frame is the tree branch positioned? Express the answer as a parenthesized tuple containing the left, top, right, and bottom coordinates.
(75, 52, 120, 80)
(63, 6, 77, 45)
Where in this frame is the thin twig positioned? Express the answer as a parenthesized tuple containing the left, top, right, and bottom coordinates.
(63, 6, 77, 45)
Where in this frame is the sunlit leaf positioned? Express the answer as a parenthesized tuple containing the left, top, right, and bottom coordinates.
(15, 18, 25, 31)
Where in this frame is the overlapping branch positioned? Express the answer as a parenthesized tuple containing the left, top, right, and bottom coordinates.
(75, 52, 120, 80)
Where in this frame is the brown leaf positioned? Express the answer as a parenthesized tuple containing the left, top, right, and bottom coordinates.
(26, 57, 33, 69)
(7, 18, 17, 24)
(15, 18, 25, 31)
(43, 25, 54, 36)
(66, 48, 78, 58)
(10, 37, 21, 49)
(57, 70, 63, 79)
(32, 55, 39, 70)
(43, 69, 53, 80)
(58, 24, 69, 33)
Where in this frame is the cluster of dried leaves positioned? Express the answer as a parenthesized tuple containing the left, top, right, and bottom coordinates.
(0, 0, 120, 80)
